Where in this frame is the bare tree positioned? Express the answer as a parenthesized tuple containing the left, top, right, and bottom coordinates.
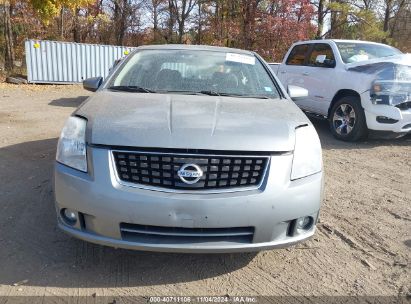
(165, 0, 175, 42)
(241, 0, 261, 49)
(114, 0, 129, 45)
(171, 0, 197, 43)
(383, 0, 407, 35)
(312, 0, 327, 38)
(72, 7, 81, 42)
(145, 0, 166, 41)
(196, 0, 202, 44)
(111, 0, 144, 45)
(3, 0, 15, 71)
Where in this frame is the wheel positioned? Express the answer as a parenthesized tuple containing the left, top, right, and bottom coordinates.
(329, 95, 368, 141)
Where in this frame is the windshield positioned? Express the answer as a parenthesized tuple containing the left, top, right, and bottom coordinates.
(108, 49, 280, 98)
(336, 42, 402, 64)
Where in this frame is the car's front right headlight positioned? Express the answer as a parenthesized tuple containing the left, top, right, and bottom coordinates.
(291, 125, 322, 180)
(56, 116, 87, 172)
(370, 80, 410, 106)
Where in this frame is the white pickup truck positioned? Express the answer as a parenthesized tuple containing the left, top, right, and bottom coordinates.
(270, 39, 411, 141)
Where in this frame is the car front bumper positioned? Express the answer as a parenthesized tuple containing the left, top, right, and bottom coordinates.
(54, 147, 323, 253)
(361, 92, 411, 133)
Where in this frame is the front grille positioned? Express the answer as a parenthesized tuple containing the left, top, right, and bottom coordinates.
(120, 223, 254, 244)
(112, 150, 269, 191)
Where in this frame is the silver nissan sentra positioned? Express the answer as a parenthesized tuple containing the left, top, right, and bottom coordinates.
(54, 45, 323, 253)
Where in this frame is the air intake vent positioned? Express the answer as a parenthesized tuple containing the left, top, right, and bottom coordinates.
(120, 223, 255, 244)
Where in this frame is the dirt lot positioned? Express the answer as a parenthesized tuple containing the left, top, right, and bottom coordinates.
(0, 83, 410, 298)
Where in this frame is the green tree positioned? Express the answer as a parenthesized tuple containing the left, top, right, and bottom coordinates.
(323, 0, 387, 41)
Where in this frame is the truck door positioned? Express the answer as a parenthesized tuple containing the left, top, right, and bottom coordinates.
(277, 44, 315, 112)
(302, 43, 337, 116)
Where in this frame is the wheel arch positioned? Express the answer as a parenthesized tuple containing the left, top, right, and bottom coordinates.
(328, 89, 361, 118)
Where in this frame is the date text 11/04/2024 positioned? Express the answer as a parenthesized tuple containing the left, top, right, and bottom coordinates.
(149, 296, 257, 303)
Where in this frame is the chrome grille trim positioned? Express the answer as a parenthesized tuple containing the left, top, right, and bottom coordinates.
(110, 149, 270, 194)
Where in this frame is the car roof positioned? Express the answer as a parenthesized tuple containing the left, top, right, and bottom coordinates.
(134, 44, 255, 55)
(293, 39, 391, 46)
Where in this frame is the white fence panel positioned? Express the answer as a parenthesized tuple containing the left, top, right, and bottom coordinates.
(25, 40, 136, 84)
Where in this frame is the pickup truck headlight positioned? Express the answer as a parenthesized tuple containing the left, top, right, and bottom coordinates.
(291, 125, 322, 180)
(370, 80, 410, 106)
(56, 116, 87, 172)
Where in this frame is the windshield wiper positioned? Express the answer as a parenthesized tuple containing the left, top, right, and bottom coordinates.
(154, 90, 272, 99)
(108, 86, 156, 93)
(232, 95, 271, 99)
(198, 90, 221, 96)
(156, 90, 221, 96)
(200, 91, 271, 99)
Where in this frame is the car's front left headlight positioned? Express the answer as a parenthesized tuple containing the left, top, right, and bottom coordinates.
(291, 125, 322, 180)
(56, 116, 87, 172)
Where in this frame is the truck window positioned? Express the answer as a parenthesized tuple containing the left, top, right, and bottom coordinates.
(286, 44, 310, 66)
(336, 42, 402, 63)
(308, 44, 336, 68)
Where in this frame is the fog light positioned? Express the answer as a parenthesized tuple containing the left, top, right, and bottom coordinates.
(61, 208, 77, 225)
(296, 216, 313, 231)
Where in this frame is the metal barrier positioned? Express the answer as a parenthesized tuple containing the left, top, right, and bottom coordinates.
(25, 39, 136, 84)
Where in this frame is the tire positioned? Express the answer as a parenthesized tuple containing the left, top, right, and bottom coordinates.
(329, 95, 368, 141)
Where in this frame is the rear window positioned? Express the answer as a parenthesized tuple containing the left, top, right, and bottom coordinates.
(286, 44, 310, 66)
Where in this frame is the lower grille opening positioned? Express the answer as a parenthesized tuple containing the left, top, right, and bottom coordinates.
(79, 212, 86, 230)
(286, 220, 295, 237)
(120, 223, 255, 244)
(376, 116, 399, 124)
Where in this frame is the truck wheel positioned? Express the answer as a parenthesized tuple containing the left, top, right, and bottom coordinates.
(329, 96, 368, 141)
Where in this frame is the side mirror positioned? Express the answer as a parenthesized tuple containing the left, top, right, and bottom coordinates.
(288, 85, 308, 100)
(83, 77, 103, 92)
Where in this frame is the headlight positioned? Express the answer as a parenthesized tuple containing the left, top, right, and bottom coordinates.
(370, 80, 410, 106)
(56, 116, 87, 172)
(291, 125, 322, 180)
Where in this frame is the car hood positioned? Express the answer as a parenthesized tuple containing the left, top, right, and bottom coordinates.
(75, 91, 310, 152)
(345, 53, 411, 76)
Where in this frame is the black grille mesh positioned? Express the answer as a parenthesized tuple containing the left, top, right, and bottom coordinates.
(112, 151, 268, 190)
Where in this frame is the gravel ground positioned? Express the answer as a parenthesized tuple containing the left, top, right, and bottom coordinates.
(0, 84, 409, 298)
